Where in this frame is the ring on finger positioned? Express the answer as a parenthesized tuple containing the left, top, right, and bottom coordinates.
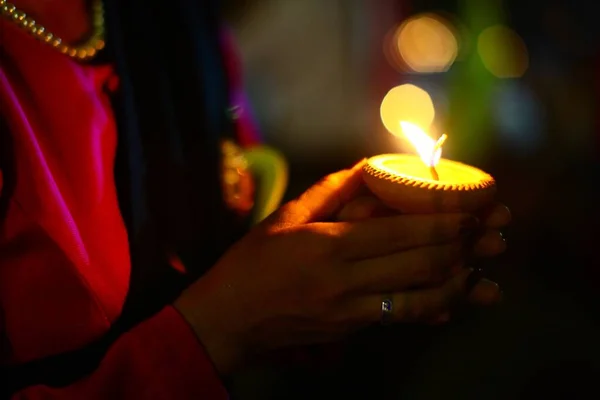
(381, 297, 393, 326)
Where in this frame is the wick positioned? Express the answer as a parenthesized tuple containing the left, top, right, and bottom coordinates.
(429, 166, 439, 181)
(428, 134, 447, 181)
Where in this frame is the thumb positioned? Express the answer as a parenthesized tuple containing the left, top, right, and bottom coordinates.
(276, 159, 367, 225)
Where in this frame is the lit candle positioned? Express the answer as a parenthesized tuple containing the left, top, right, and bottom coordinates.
(363, 121, 496, 213)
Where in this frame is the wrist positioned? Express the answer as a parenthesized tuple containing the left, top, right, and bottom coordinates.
(173, 275, 247, 376)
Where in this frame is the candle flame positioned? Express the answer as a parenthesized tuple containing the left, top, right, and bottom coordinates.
(399, 121, 446, 167)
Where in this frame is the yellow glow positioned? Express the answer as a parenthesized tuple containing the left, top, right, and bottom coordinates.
(380, 84, 435, 137)
(368, 153, 491, 184)
(397, 14, 459, 73)
(478, 25, 529, 78)
(400, 121, 446, 167)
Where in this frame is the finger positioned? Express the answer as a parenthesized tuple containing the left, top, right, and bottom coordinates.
(472, 229, 506, 257)
(480, 202, 511, 228)
(336, 196, 396, 221)
(333, 213, 478, 260)
(347, 241, 464, 293)
(276, 159, 367, 225)
(358, 269, 473, 324)
(469, 279, 502, 305)
(464, 268, 502, 306)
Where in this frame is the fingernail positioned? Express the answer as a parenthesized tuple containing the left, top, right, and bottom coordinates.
(465, 268, 484, 293)
(476, 279, 502, 304)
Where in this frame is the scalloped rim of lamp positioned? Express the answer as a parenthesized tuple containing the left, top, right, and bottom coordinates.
(363, 154, 496, 191)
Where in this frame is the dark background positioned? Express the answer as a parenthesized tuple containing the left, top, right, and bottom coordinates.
(224, 0, 600, 398)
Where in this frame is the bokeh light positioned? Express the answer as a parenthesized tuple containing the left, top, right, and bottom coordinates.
(383, 26, 406, 73)
(391, 13, 459, 73)
(380, 84, 435, 137)
(477, 25, 529, 78)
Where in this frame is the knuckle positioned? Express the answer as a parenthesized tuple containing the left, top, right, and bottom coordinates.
(262, 217, 297, 237)
(266, 200, 308, 228)
(276, 201, 297, 218)
(286, 199, 313, 222)
(321, 171, 347, 188)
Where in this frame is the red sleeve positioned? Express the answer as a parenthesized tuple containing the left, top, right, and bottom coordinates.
(12, 307, 228, 400)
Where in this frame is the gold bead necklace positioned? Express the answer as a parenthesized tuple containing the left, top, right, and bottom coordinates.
(0, 0, 105, 61)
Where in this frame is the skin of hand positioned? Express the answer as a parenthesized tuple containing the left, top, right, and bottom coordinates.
(336, 194, 510, 323)
(173, 161, 503, 376)
(336, 195, 510, 259)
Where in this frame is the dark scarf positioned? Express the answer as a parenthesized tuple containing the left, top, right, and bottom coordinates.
(2, 0, 249, 393)
(107, 0, 249, 324)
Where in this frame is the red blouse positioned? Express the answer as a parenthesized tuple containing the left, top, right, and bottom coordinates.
(0, 17, 258, 399)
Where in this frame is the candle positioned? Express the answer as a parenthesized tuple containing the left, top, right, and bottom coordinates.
(363, 121, 496, 213)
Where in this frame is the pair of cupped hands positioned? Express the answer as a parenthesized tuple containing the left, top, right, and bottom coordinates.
(174, 160, 511, 376)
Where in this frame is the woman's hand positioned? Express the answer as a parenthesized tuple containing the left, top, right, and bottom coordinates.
(337, 195, 511, 258)
(336, 194, 510, 323)
(174, 162, 501, 376)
